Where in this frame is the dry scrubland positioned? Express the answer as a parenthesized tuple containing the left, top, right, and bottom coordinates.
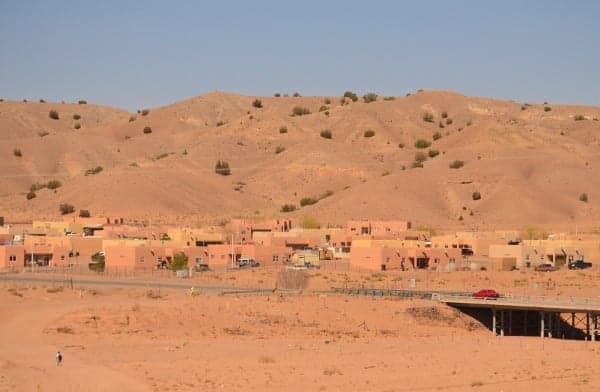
(1, 90, 600, 230)
(2, 268, 600, 391)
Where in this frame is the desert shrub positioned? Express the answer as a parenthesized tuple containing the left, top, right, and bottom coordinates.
(432, 132, 442, 141)
(293, 92, 301, 97)
(300, 197, 318, 207)
(275, 146, 286, 154)
(411, 161, 424, 168)
(38, 131, 49, 137)
(279, 126, 288, 134)
(30, 183, 46, 192)
(383, 96, 395, 101)
(129, 115, 136, 122)
(274, 93, 281, 97)
(252, 99, 263, 108)
(74, 122, 81, 130)
(441, 111, 448, 119)
(280, 204, 297, 213)
(26, 191, 36, 200)
(363, 93, 378, 103)
(414, 152, 427, 163)
(320, 129, 332, 139)
(73, 114, 81, 120)
(214, 160, 231, 176)
(544, 106, 552, 112)
(449, 160, 465, 169)
(343, 91, 358, 102)
(277, 269, 309, 290)
(301, 215, 320, 229)
(398, 143, 405, 148)
(170, 253, 188, 271)
(153, 153, 169, 161)
(324, 98, 331, 104)
(414, 139, 431, 149)
(79, 209, 91, 218)
(428, 149, 439, 158)
(216, 120, 226, 126)
(574, 114, 585, 121)
(49, 110, 59, 120)
(292, 106, 310, 116)
(446, 118, 453, 125)
(422, 112, 434, 123)
(521, 105, 527, 111)
(466, 120, 473, 126)
(319, 190, 334, 199)
(438, 121, 445, 128)
(85, 166, 103, 176)
(13, 148, 22, 157)
(47, 180, 62, 190)
(319, 105, 329, 112)
(141, 109, 150, 116)
(59, 203, 75, 215)
(143, 126, 152, 134)
(364, 129, 375, 138)
(472, 191, 481, 201)
(579, 193, 588, 202)
(78, 100, 87, 105)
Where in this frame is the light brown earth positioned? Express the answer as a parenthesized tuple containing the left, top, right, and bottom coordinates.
(1, 91, 600, 231)
(2, 268, 600, 391)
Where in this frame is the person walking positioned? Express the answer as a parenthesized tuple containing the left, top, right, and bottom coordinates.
(56, 351, 62, 366)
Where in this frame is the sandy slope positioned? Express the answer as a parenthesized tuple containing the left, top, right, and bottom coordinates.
(1, 90, 599, 229)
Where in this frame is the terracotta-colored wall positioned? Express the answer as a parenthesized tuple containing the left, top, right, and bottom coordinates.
(0, 245, 25, 269)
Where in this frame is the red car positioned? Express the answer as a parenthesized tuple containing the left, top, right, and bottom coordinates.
(472, 289, 500, 299)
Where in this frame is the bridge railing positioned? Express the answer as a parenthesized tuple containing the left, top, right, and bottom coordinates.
(437, 293, 600, 308)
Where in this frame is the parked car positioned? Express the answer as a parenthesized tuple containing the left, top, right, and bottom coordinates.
(567, 260, 592, 270)
(236, 257, 260, 269)
(472, 289, 500, 299)
(534, 264, 559, 272)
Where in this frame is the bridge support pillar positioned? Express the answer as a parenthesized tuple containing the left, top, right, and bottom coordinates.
(500, 309, 505, 336)
(540, 311, 545, 338)
(587, 313, 590, 340)
(492, 308, 497, 336)
(508, 310, 513, 335)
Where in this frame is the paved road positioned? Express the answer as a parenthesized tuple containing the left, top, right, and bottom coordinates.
(438, 294, 600, 313)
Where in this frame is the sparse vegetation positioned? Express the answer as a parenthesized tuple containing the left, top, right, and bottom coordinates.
(422, 112, 434, 123)
(301, 215, 320, 229)
(432, 132, 442, 141)
(428, 149, 439, 158)
(59, 203, 75, 215)
(252, 99, 262, 108)
(143, 126, 152, 134)
(153, 153, 169, 161)
(214, 160, 231, 176)
(544, 106, 552, 112)
(446, 118, 453, 125)
(414, 139, 431, 149)
(363, 93, 378, 103)
(78, 100, 87, 105)
(292, 106, 310, 116)
(363, 129, 375, 138)
(141, 109, 150, 116)
(279, 126, 288, 134)
(320, 129, 332, 139)
(277, 268, 309, 289)
(441, 111, 448, 119)
(49, 110, 59, 120)
(300, 197, 318, 207)
(414, 152, 427, 164)
(579, 193, 588, 203)
(280, 204, 297, 213)
(170, 253, 188, 271)
(13, 148, 22, 157)
(574, 114, 585, 121)
(73, 114, 81, 120)
(449, 160, 465, 169)
(216, 120, 226, 127)
(274, 93, 281, 97)
(324, 98, 331, 104)
(275, 145, 286, 154)
(26, 191, 36, 200)
(383, 96, 395, 101)
(74, 122, 81, 130)
(47, 180, 62, 190)
(79, 209, 90, 218)
(38, 131, 49, 137)
(293, 92, 301, 97)
(129, 115, 136, 122)
(472, 191, 481, 200)
(343, 91, 358, 102)
(85, 166, 103, 176)
(319, 105, 329, 112)
(398, 143, 405, 148)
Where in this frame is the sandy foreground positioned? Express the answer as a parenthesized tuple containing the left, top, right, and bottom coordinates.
(1, 269, 600, 392)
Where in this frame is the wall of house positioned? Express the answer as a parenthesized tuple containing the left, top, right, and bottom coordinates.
(0, 245, 25, 269)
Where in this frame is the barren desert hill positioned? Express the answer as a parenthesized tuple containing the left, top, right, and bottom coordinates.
(1, 90, 599, 230)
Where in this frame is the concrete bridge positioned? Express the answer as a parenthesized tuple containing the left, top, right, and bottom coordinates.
(437, 294, 600, 340)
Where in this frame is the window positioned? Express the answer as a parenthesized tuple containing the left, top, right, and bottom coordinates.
(60, 255, 65, 260)
(9, 255, 16, 261)
(273, 255, 279, 262)
(139, 256, 144, 262)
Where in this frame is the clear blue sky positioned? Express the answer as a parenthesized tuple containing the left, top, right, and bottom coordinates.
(1, 0, 598, 110)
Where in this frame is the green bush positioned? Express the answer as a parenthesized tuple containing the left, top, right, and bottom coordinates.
(472, 192, 481, 201)
(579, 193, 588, 202)
(422, 112, 434, 123)
(343, 91, 358, 102)
(320, 129, 332, 139)
(13, 148, 22, 157)
(279, 126, 288, 134)
(252, 99, 263, 108)
(143, 126, 152, 134)
(49, 110, 59, 120)
(79, 209, 91, 218)
(281, 204, 297, 213)
(170, 253, 188, 271)
(363, 93, 378, 103)
(59, 203, 75, 215)
(363, 129, 375, 138)
(449, 160, 465, 169)
(47, 180, 62, 190)
(428, 150, 439, 158)
(292, 106, 310, 116)
(414, 139, 431, 149)
(215, 160, 231, 176)
(300, 197, 318, 207)
(432, 132, 442, 141)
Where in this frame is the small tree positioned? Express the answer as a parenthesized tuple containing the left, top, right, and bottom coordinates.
(422, 112, 434, 123)
(170, 253, 188, 271)
(363, 93, 378, 103)
(215, 160, 231, 176)
(49, 110, 59, 120)
(320, 129, 332, 139)
(449, 160, 465, 169)
(579, 193, 588, 202)
(414, 139, 431, 149)
(363, 129, 375, 138)
(472, 191, 481, 201)
(59, 203, 75, 215)
(252, 99, 263, 108)
(79, 209, 91, 217)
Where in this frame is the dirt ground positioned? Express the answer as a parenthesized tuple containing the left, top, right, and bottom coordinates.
(1, 269, 600, 391)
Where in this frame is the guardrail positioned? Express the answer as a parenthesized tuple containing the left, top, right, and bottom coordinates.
(437, 293, 600, 309)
